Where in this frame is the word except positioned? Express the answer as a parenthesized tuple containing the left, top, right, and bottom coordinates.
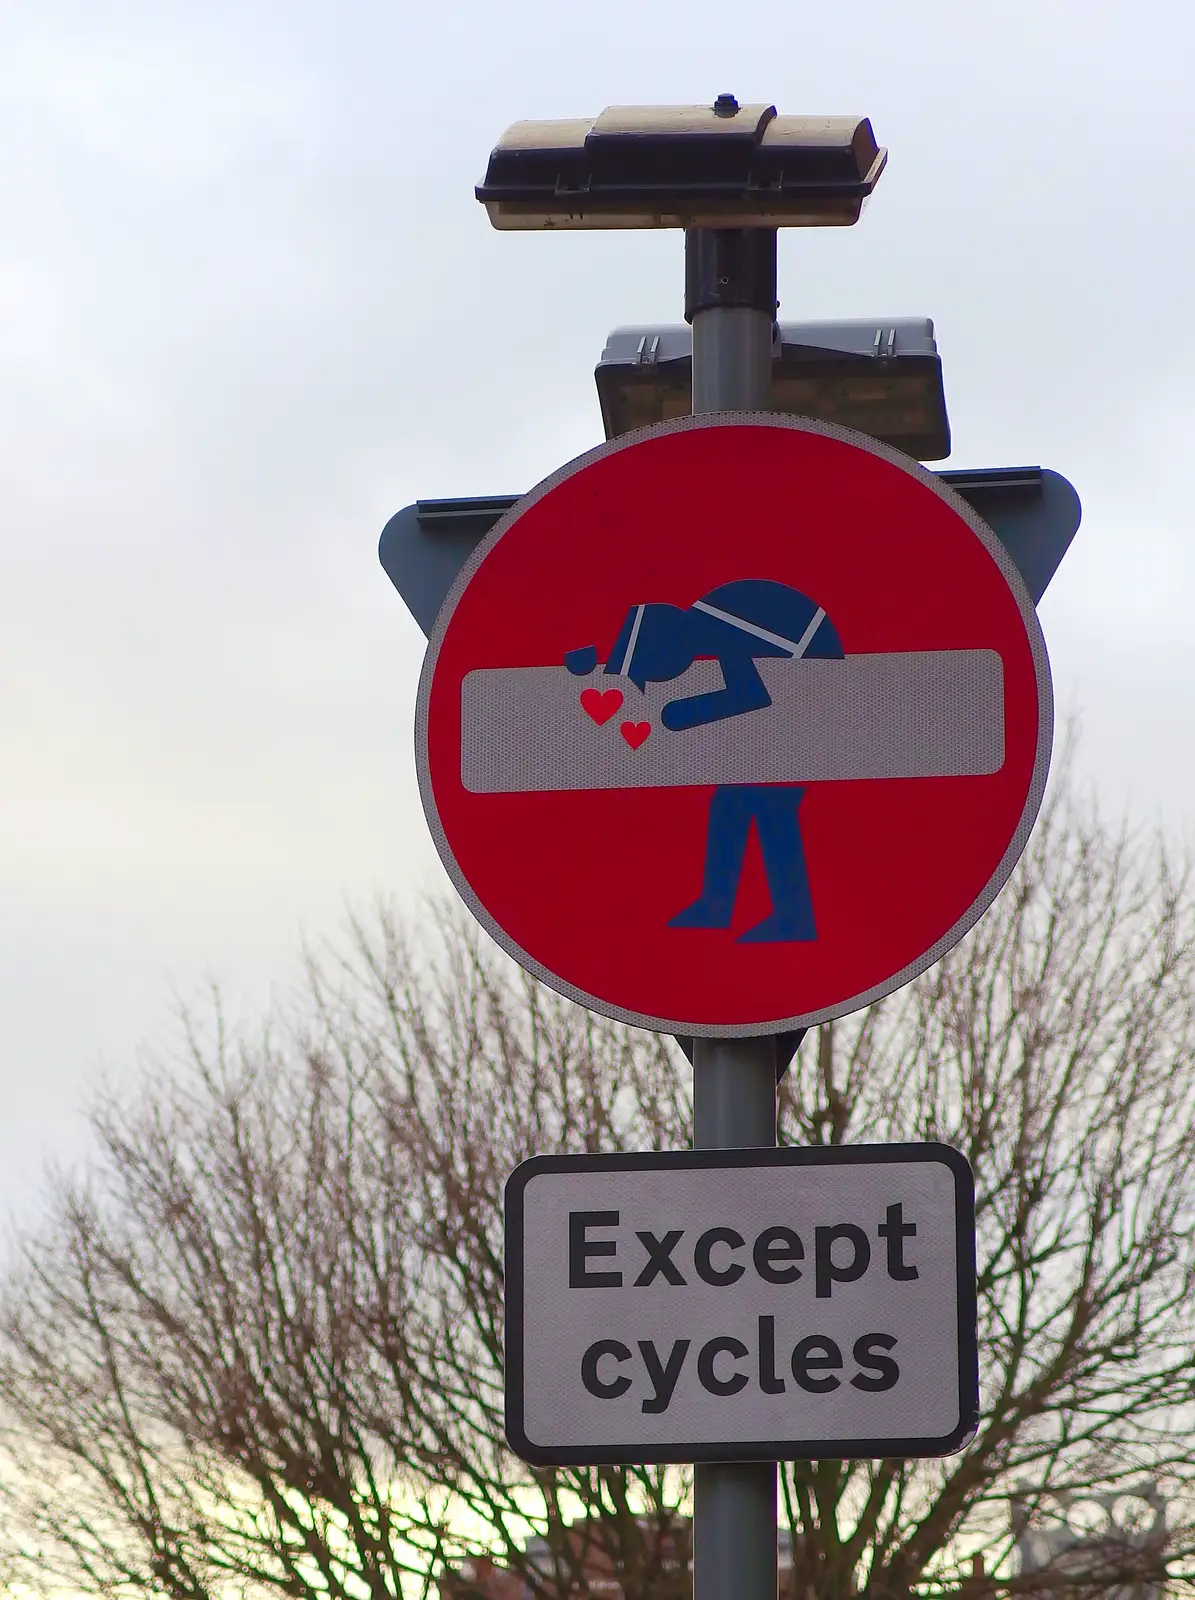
(580, 1317, 899, 1411)
(568, 1205, 918, 1298)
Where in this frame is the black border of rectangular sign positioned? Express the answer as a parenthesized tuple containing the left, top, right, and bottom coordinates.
(504, 1143, 978, 1466)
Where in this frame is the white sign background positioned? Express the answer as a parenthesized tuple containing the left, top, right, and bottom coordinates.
(505, 1146, 977, 1465)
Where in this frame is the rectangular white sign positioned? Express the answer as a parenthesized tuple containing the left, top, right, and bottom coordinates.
(504, 1145, 977, 1465)
(462, 652, 1004, 793)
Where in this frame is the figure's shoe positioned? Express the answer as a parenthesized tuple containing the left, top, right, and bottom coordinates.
(737, 909, 817, 943)
(668, 897, 733, 931)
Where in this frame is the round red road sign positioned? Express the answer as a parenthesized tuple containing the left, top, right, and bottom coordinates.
(416, 415, 1052, 1037)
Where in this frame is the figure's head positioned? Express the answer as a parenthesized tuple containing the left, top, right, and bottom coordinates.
(604, 603, 692, 690)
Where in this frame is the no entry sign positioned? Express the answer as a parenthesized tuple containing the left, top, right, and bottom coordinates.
(504, 1146, 978, 1464)
(417, 415, 1052, 1035)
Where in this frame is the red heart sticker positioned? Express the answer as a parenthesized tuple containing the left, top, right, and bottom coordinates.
(620, 721, 651, 750)
(580, 687, 623, 726)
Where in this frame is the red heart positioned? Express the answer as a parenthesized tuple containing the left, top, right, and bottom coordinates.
(620, 721, 651, 750)
(580, 687, 623, 726)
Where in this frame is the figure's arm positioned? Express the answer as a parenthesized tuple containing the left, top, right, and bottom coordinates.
(661, 652, 772, 731)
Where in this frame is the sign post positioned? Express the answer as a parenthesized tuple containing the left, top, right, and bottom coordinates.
(380, 97, 1076, 1600)
(686, 220, 783, 1600)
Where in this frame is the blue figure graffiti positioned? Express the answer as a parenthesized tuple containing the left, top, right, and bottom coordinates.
(564, 580, 843, 944)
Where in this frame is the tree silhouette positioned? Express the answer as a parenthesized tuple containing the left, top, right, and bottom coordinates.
(0, 771, 1192, 1600)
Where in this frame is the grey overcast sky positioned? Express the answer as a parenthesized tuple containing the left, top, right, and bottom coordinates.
(1, 0, 1192, 1215)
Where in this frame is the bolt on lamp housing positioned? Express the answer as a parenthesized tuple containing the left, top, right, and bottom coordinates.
(595, 319, 951, 461)
(477, 103, 886, 230)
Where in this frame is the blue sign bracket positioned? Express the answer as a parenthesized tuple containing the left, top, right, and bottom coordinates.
(379, 466, 1080, 640)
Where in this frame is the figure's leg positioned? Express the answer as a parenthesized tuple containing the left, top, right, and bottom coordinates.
(667, 787, 753, 930)
(738, 787, 818, 943)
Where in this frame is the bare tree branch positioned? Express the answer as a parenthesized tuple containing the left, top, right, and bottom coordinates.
(1, 764, 1193, 1600)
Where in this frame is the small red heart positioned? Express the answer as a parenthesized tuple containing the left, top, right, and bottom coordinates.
(620, 721, 651, 750)
(580, 687, 623, 726)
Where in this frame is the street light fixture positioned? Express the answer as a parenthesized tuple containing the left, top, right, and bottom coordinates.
(476, 101, 886, 230)
(595, 318, 951, 460)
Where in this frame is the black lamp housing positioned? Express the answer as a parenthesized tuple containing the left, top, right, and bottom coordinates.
(477, 103, 886, 230)
(594, 319, 951, 462)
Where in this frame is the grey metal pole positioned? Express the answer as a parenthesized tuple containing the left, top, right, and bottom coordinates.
(687, 227, 776, 414)
(686, 220, 780, 1600)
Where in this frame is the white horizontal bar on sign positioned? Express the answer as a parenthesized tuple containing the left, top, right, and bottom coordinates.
(459, 651, 1005, 795)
